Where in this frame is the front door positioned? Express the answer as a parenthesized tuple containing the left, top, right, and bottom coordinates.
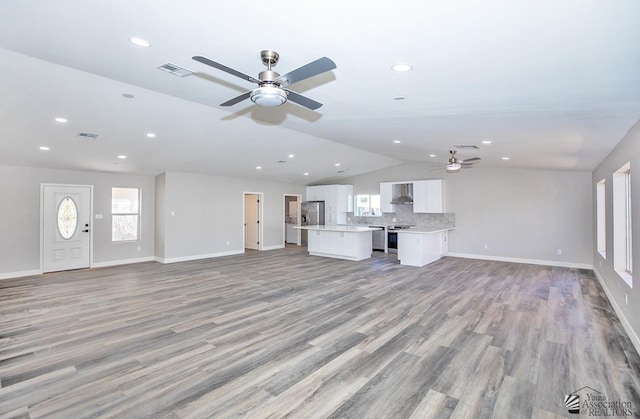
(245, 194, 260, 250)
(42, 185, 91, 273)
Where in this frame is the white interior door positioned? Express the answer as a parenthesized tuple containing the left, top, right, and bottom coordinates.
(43, 185, 91, 273)
(245, 194, 260, 250)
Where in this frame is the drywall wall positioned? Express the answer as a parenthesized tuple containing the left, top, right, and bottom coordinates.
(343, 163, 593, 267)
(158, 171, 304, 261)
(0, 164, 155, 277)
(592, 119, 640, 350)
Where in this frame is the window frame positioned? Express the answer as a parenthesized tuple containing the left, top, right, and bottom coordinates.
(354, 194, 382, 217)
(612, 162, 632, 287)
(596, 179, 606, 258)
(111, 187, 141, 242)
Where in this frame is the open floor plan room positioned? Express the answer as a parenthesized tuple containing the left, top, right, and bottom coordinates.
(1, 248, 638, 418)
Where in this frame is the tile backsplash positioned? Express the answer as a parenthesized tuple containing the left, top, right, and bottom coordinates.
(347, 205, 455, 227)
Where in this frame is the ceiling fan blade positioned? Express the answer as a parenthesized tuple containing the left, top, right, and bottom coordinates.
(220, 91, 251, 107)
(283, 89, 323, 110)
(192, 56, 261, 84)
(274, 57, 336, 87)
(460, 157, 481, 163)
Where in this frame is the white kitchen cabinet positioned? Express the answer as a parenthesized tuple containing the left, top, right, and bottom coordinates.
(440, 230, 449, 255)
(380, 182, 396, 213)
(305, 185, 326, 201)
(303, 227, 372, 261)
(412, 179, 444, 213)
(306, 184, 353, 225)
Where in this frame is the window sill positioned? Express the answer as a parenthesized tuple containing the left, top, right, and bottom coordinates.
(615, 269, 633, 288)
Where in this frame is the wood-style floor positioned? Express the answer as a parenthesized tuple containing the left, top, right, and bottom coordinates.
(1, 246, 639, 418)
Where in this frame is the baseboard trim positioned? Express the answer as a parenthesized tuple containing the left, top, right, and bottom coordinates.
(0, 269, 42, 280)
(92, 257, 155, 268)
(156, 250, 245, 264)
(446, 252, 593, 270)
(593, 268, 640, 357)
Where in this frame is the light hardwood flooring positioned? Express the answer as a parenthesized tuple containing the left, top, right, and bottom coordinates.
(1, 247, 639, 418)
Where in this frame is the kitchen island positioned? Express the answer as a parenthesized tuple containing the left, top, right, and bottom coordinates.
(295, 225, 378, 261)
(396, 227, 452, 267)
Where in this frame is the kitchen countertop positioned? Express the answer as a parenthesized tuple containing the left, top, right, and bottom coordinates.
(394, 226, 453, 234)
(295, 225, 378, 232)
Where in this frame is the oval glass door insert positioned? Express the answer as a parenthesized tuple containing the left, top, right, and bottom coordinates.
(57, 197, 78, 239)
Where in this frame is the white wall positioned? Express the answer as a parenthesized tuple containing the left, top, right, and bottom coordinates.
(0, 164, 155, 277)
(156, 171, 304, 262)
(343, 163, 593, 267)
(592, 119, 640, 351)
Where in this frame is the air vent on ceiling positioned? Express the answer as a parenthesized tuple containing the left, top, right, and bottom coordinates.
(454, 145, 479, 150)
(157, 63, 195, 77)
(78, 132, 99, 140)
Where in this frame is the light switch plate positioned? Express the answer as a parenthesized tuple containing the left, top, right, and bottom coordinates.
(95, 214, 103, 220)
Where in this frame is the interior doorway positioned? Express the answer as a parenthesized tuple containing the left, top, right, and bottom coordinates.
(41, 184, 93, 273)
(284, 194, 302, 246)
(244, 192, 263, 251)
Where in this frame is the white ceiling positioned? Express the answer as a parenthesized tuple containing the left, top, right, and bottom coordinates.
(0, 0, 638, 183)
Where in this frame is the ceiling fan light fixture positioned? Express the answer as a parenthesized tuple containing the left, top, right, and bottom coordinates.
(250, 86, 287, 107)
(446, 162, 461, 171)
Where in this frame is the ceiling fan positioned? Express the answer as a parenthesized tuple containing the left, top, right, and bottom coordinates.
(441, 150, 481, 173)
(192, 50, 336, 110)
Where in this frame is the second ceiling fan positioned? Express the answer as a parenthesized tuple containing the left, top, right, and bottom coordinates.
(192, 50, 336, 110)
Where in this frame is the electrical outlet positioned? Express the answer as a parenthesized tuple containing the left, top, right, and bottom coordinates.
(137, 246, 141, 252)
(483, 244, 488, 250)
(226, 241, 230, 246)
(599, 260, 602, 268)
(557, 249, 562, 255)
(392, 218, 396, 222)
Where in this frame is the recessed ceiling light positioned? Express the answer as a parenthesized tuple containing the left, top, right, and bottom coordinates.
(335, 163, 341, 167)
(122, 93, 135, 99)
(429, 154, 436, 158)
(117, 155, 127, 159)
(393, 140, 401, 144)
(304, 172, 309, 176)
(502, 157, 510, 160)
(146, 133, 156, 138)
(482, 140, 492, 144)
(129, 37, 151, 48)
(392, 64, 413, 72)
(288, 154, 294, 158)
(256, 166, 262, 170)
(39, 146, 50, 151)
(55, 117, 67, 123)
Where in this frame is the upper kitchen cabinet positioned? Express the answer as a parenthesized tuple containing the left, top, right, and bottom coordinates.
(380, 182, 395, 213)
(413, 180, 444, 213)
(305, 185, 326, 201)
(305, 184, 353, 225)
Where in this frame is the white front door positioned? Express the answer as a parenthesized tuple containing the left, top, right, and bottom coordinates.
(42, 185, 91, 273)
(245, 194, 260, 250)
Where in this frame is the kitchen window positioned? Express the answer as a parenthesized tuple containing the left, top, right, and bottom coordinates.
(354, 194, 381, 217)
(112, 187, 140, 242)
(612, 163, 632, 286)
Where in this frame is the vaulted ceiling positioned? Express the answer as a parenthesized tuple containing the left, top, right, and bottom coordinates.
(0, 0, 638, 183)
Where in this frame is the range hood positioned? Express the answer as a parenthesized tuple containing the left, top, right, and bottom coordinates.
(391, 183, 413, 205)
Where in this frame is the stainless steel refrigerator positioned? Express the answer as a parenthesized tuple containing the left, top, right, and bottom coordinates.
(301, 201, 325, 246)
